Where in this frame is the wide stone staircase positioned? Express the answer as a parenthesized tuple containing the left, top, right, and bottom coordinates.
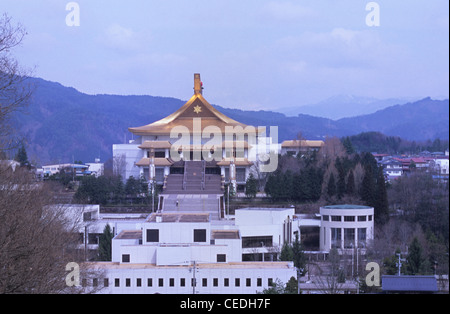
(162, 161, 223, 195)
(159, 161, 224, 220)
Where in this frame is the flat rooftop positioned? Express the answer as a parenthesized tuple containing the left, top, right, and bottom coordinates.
(115, 230, 142, 240)
(86, 261, 294, 270)
(236, 207, 293, 211)
(211, 230, 240, 240)
(146, 212, 210, 223)
(322, 204, 372, 210)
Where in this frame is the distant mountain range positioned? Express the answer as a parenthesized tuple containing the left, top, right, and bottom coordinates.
(9, 77, 449, 165)
(279, 95, 419, 120)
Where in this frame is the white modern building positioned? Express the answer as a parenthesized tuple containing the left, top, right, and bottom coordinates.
(72, 203, 374, 294)
(82, 207, 298, 294)
(319, 205, 374, 253)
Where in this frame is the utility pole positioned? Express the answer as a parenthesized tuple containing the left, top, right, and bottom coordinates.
(396, 253, 405, 276)
(192, 261, 197, 294)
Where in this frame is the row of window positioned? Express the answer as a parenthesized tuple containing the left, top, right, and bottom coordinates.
(87, 277, 276, 289)
(322, 215, 373, 222)
(330, 227, 367, 249)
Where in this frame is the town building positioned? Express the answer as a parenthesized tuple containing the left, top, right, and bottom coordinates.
(280, 140, 324, 157)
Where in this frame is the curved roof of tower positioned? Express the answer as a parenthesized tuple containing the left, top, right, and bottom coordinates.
(128, 74, 260, 136)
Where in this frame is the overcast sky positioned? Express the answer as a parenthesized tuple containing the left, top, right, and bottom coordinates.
(2, 0, 449, 111)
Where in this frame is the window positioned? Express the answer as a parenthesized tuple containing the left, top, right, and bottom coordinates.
(122, 254, 130, 263)
(180, 278, 186, 287)
(147, 229, 159, 242)
(93, 278, 98, 287)
(126, 278, 131, 287)
(104, 278, 109, 287)
(358, 228, 367, 247)
(217, 254, 226, 262)
(83, 212, 92, 221)
(257, 278, 262, 287)
(224, 278, 229, 287)
(322, 215, 329, 221)
(242, 236, 273, 248)
(154, 151, 165, 158)
(344, 216, 355, 222)
(202, 278, 207, 287)
(331, 216, 341, 222)
(268, 278, 273, 287)
(358, 216, 367, 222)
(137, 278, 142, 287)
(213, 278, 219, 287)
(246, 278, 251, 287)
(88, 233, 101, 244)
(235, 278, 240, 287)
(170, 278, 175, 287)
(344, 228, 355, 248)
(331, 228, 341, 249)
(368, 215, 373, 221)
(194, 229, 207, 242)
(158, 278, 164, 287)
(147, 278, 153, 287)
(114, 278, 120, 287)
(236, 168, 246, 181)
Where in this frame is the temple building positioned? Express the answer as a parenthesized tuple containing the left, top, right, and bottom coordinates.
(113, 74, 262, 216)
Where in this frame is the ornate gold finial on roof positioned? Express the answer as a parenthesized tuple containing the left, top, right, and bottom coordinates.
(194, 73, 203, 95)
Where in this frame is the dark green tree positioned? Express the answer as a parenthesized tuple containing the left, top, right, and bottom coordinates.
(361, 164, 376, 207)
(336, 158, 346, 199)
(374, 166, 389, 225)
(245, 173, 258, 198)
(406, 237, 429, 275)
(98, 224, 113, 261)
(14, 142, 28, 166)
(279, 242, 293, 261)
(125, 176, 141, 200)
(327, 172, 336, 198)
(346, 169, 356, 196)
(342, 136, 355, 155)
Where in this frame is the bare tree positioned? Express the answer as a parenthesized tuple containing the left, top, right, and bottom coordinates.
(0, 13, 33, 150)
(318, 136, 346, 166)
(0, 166, 103, 294)
(113, 153, 126, 178)
(314, 249, 345, 294)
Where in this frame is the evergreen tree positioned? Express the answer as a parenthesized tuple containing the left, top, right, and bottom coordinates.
(336, 158, 346, 199)
(374, 166, 389, 225)
(98, 224, 113, 261)
(279, 242, 293, 261)
(245, 173, 258, 198)
(14, 142, 29, 166)
(406, 237, 429, 275)
(327, 172, 336, 198)
(342, 136, 355, 155)
(361, 165, 375, 207)
(125, 176, 141, 199)
(292, 233, 306, 294)
(346, 169, 356, 196)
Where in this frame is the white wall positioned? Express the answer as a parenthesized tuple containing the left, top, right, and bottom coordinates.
(91, 262, 296, 294)
(112, 144, 142, 180)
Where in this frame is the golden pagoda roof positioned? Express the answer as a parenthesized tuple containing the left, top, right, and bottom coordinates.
(216, 158, 253, 166)
(138, 141, 172, 149)
(129, 79, 260, 136)
(135, 158, 174, 167)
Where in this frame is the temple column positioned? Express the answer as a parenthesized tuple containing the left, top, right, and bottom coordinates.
(230, 157, 237, 192)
